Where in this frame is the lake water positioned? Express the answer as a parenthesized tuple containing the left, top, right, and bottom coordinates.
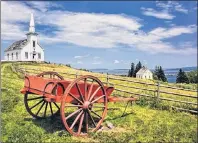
(90, 67, 196, 83)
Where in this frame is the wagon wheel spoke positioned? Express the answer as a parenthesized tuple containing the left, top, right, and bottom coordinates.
(92, 109, 104, 112)
(35, 101, 46, 116)
(68, 93, 83, 105)
(44, 102, 48, 117)
(87, 110, 97, 127)
(30, 99, 44, 110)
(84, 78, 88, 101)
(92, 105, 105, 108)
(87, 80, 94, 100)
(90, 110, 102, 119)
(76, 83, 84, 102)
(65, 104, 82, 108)
(53, 102, 60, 110)
(27, 96, 43, 101)
(69, 110, 83, 130)
(91, 95, 105, 104)
(85, 111, 89, 133)
(78, 112, 85, 135)
(89, 86, 101, 102)
(66, 108, 82, 120)
(49, 102, 53, 115)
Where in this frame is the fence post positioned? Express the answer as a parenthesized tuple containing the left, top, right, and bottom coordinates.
(76, 71, 78, 78)
(106, 73, 109, 86)
(157, 81, 160, 99)
(24, 69, 26, 76)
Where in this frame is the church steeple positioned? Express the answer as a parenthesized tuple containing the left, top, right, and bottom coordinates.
(29, 13, 35, 33)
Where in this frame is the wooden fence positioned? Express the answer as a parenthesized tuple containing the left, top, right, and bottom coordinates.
(12, 64, 198, 114)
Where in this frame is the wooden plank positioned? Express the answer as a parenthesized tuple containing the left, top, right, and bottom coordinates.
(159, 97, 197, 105)
(115, 89, 197, 106)
(109, 82, 156, 92)
(160, 84, 197, 92)
(114, 88, 152, 97)
(171, 106, 198, 114)
(159, 90, 197, 99)
(109, 77, 156, 86)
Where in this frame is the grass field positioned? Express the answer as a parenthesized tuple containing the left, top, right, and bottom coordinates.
(1, 62, 197, 142)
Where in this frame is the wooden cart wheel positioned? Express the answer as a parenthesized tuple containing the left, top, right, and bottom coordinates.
(60, 75, 107, 136)
(24, 71, 64, 119)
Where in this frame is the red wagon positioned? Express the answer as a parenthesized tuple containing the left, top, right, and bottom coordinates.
(20, 71, 136, 136)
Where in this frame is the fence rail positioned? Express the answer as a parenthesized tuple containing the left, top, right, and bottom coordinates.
(12, 64, 198, 114)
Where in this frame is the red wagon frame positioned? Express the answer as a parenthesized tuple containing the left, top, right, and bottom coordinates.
(20, 71, 136, 136)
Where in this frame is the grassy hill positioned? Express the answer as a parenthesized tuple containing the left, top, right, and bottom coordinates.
(1, 62, 197, 142)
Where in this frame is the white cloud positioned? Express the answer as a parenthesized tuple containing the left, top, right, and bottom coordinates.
(26, 1, 62, 12)
(114, 60, 120, 64)
(141, 7, 175, 19)
(148, 25, 196, 40)
(1, 1, 196, 55)
(142, 1, 188, 20)
(156, 1, 188, 14)
(74, 54, 90, 59)
(174, 4, 188, 14)
(77, 61, 83, 64)
(1, 1, 36, 40)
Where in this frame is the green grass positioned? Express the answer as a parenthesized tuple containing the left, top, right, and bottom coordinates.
(1, 62, 197, 142)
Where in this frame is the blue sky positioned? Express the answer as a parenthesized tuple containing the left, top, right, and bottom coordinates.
(1, 1, 197, 69)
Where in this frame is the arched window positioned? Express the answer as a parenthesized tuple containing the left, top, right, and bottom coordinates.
(16, 52, 18, 60)
(12, 53, 13, 60)
(7, 54, 9, 61)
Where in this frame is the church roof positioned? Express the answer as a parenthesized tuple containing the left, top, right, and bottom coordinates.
(4, 39, 28, 52)
(136, 66, 152, 75)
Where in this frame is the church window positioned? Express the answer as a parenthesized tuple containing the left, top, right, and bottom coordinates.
(16, 52, 18, 59)
(25, 52, 28, 59)
(12, 53, 13, 60)
(33, 41, 36, 47)
(7, 54, 9, 60)
(38, 53, 41, 59)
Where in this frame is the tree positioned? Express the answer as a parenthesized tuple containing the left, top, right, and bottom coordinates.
(134, 61, 142, 77)
(128, 62, 135, 77)
(128, 69, 131, 77)
(187, 70, 198, 83)
(153, 66, 167, 82)
(176, 69, 189, 83)
(158, 66, 167, 82)
(153, 66, 159, 80)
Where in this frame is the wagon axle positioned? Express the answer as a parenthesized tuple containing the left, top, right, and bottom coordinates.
(82, 101, 93, 110)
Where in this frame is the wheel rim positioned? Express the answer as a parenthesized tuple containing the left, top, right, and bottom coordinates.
(24, 93, 60, 119)
(60, 75, 107, 136)
(24, 71, 64, 119)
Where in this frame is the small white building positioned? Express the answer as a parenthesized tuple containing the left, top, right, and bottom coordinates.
(4, 13, 44, 62)
(136, 66, 153, 79)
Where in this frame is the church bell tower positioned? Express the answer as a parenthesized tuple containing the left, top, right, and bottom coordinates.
(26, 13, 38, 60)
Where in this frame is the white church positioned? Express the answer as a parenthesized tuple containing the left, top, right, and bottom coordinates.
(4, 14, 44, 62)
(136, 66, 153, 79)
